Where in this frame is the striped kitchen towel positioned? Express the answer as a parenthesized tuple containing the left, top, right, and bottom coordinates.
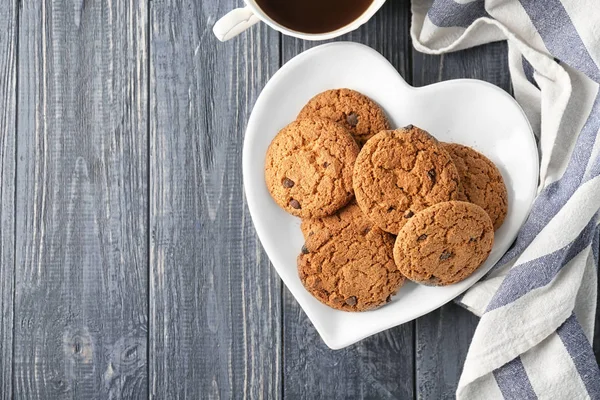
(411, 1, 600, 399)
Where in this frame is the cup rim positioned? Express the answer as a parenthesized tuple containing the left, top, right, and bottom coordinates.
(243, 0, 387, 41)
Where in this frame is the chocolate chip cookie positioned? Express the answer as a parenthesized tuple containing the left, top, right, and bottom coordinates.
(353, 125, 460, 234)
(265, 117, 359, 218)
(441, 143, 508, 230)
(298, 202, 405, 312)
(394, 201, 494, 286)
(298, 89, 390, 146)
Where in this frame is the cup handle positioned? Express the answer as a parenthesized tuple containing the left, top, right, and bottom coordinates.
(213, 6, 261, 42)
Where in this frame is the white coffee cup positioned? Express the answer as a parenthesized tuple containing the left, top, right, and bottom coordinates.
(213, 0, 387, 42)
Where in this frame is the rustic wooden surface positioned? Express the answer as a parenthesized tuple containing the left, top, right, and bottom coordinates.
(0, 2, 17, 399)
(149, 0, 281, 398)
(15, 1, 148, 399)
(0, 0, 597, 399)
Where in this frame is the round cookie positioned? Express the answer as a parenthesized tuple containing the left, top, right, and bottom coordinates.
(298, 202, 405, 312)
(441, 143, 508, 230)
(265, 117, 359, 218)
(298, 89, 390, 146)
(394, 201, 494, 286)
(353, 125, 460, 234)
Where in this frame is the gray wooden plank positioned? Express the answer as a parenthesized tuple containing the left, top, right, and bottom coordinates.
(281, 2, 415, 399)
(412, 43, 512, 92)
(149, 1, 281, 398)
(14, 1, 149, 398)
(414, 303, 479, 400)
(0, 1, 17, 398)
(412, 42, 511, 400)
(592, 270, 600, 365)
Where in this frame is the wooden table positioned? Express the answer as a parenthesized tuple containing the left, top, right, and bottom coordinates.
(0, 1, 598, 398)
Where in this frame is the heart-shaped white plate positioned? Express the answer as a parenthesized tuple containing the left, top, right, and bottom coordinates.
(243, 42, 538, 349)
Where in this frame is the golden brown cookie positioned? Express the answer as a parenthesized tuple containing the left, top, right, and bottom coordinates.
(298, 89, 390, 146)
(394, 201, 494, 286)
(265, 117, 359, 218)
(353, 125, 460, 234)
(298, 202, 405, 312)
(441, 143, 508, 230)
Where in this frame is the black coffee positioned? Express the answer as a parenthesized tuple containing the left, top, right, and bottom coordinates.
(255, 0, 374, 34)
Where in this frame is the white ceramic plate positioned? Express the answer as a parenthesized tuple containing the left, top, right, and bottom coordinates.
(243, 42, 538, 349)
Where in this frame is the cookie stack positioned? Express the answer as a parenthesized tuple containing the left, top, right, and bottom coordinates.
(265, 89, 508, 312)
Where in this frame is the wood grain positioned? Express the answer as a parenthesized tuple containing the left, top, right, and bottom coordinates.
(413, 43, 512, 92)
(412, 42, 511, 400)
(14, 1, 149, 398)
(149, 1, 281, 398)
(1, 1, 597, 398)
(0, 1, 17, 398)
(281, 2, 416, 399)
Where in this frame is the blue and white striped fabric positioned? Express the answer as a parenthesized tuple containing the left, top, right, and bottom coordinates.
(411, 1, 600, 398)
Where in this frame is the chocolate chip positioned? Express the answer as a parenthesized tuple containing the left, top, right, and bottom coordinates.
(323, 162, 329, 168)
(428, 169, 436, 183)
(301, 244, 309, 254)
(417, 234, 427, 241)
(439, 251, 453, 261)
(404, 124, 414, 130)
(282, 178, 295, 188)
(289, 199, 301, 209)
(362, 226, 371, 235)
(469, 237, 477, 243)
(386, 295, 392, 303)
(345, 296, 357, 306)
(346, 112, 359, 127)
(387, 206, 395, 213)
(404, 210, 414, 219)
